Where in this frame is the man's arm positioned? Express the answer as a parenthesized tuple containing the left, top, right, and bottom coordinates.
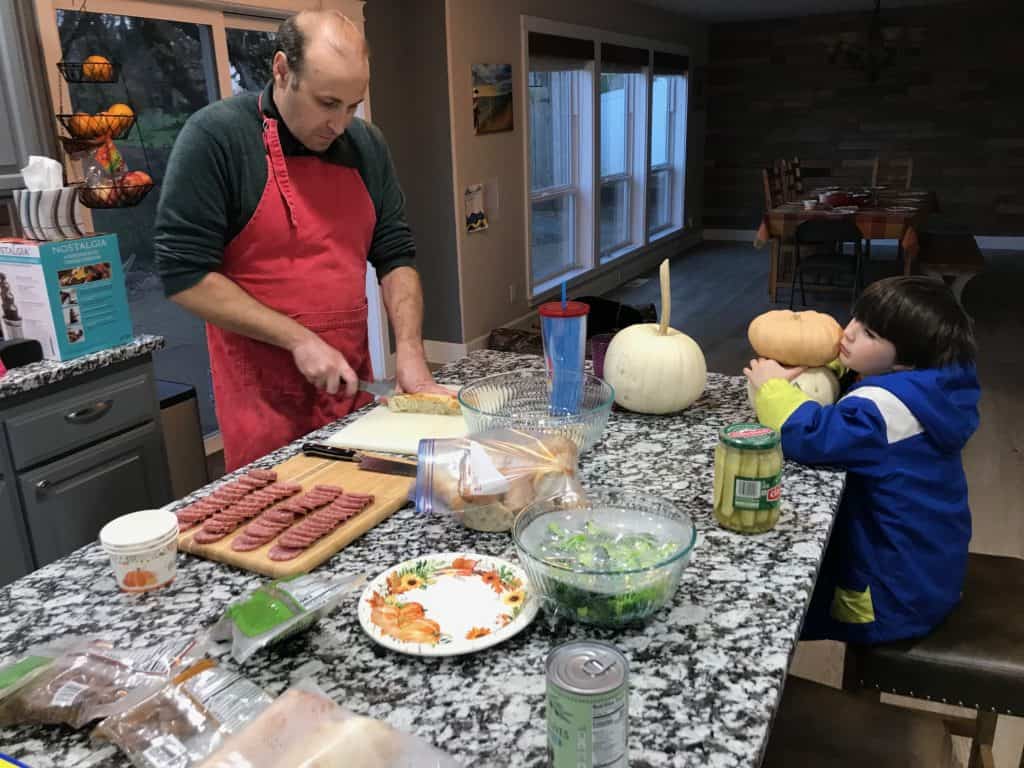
(379, 266, 447, 394)
(172, 273, 359, 395)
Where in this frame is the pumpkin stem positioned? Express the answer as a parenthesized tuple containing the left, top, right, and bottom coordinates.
(658, 259, 671, 336)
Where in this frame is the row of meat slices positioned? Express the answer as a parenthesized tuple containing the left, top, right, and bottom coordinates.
(175, 470, 376, 561)
(176, 469, 280, 531)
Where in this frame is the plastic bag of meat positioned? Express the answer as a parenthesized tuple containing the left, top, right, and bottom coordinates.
(210, 572, 366, 664)
(0, 635, 206, 729)
(199, 680, 461, 768)
(92, 658, 273, 768)
(416, 428, 587, 532)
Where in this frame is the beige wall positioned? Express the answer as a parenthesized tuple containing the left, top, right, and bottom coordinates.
(444, 0, 708, 346)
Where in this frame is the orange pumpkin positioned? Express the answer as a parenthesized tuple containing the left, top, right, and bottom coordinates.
(122, 568, 157, 589)
(747, 310, 844, 367)
(82, 55, 112, 81)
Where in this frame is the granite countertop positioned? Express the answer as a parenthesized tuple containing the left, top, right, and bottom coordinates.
(0, 334, 165, 400)
(0, 350, 845, 768)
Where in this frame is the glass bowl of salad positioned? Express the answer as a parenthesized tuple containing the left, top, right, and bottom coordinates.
(512, 487, 696, 626)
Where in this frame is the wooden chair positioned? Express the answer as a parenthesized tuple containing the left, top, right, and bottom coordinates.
(779, 157, 804, 202)
(762, 165, 785, 209)
(762, 164, 795, 303)
(842, 553, 1024, 768)
(872, 156, 914, 190)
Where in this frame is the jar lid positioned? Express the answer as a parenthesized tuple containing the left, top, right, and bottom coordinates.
(720, 422, 780, 450)
(100, 509, 178, 549)
(538, 301, 589, 318)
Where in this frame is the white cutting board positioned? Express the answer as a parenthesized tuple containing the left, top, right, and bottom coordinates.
(324, 385, 468, 455)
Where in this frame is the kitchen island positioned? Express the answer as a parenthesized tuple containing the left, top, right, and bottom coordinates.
(0, 350, 844, 768)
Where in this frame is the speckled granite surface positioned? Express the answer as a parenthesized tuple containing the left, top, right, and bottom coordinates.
(0, 351, 845, 767)
(0, 335, 165, 400)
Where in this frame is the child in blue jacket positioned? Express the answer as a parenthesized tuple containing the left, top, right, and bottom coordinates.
(745, 276, 979, 644)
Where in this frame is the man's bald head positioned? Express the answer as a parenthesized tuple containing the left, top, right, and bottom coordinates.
(270, 10, 370, 151)
(275, 10, 369, 85)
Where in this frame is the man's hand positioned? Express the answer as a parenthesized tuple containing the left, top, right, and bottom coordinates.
(291, 332, 358, 396)
(743, 357, 805, 391)
(393, 347, 450, 396)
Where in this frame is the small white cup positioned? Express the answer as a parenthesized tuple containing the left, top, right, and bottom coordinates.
(100, 509, 179, 593)
(803, 199, 817, 210)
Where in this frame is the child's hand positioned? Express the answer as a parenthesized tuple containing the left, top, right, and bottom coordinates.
(744, 358, 806, 390)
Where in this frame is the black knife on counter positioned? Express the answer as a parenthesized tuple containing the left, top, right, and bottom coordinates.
(301, 442, 418, 477)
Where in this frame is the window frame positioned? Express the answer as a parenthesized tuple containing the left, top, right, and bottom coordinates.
(521, 16, 690, 301)
(648, 73, 687, 241)
(599, 68, 648, 264)
(525, 54, 595, 295)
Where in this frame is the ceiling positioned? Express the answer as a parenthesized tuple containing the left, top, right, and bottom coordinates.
(632, 0, 951, 22)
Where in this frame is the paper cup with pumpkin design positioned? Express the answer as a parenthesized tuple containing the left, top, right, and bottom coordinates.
(99, 509, 178, 593)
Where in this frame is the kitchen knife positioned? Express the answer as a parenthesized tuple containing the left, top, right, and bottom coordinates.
(301, 442, 418, 477)
(358, 378, 398, 398)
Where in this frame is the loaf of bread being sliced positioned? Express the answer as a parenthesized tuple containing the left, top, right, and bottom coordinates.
(386, 392, 462, 416)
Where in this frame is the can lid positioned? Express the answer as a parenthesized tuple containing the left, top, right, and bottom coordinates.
(547, 641, 627, 695)
(538, 301, 589, 319)
(100, 509, 178, 549)
(720, 422, 780, 450)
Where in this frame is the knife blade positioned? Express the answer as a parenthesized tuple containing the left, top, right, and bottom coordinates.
(358, 378, 397, 398)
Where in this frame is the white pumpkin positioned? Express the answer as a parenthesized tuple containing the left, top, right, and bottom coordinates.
(603, 260, 707, 414)
(746, 365, 840, 410)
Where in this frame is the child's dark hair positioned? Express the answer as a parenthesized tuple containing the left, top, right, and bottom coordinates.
(853, 276, 976, 368)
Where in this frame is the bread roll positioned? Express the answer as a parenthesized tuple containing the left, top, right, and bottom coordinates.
(387, 393, 461, 416)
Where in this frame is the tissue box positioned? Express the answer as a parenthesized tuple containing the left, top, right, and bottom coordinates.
(0, 234, 133, 361)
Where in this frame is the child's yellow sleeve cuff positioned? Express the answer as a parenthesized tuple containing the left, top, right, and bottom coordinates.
(754, 379, 812, 432)
(827, 358, 848, 378)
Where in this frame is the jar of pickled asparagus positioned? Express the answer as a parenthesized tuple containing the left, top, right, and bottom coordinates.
(712, 423, 783, 533)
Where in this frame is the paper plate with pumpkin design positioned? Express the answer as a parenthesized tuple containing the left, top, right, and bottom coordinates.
(358, 552, 539, 656)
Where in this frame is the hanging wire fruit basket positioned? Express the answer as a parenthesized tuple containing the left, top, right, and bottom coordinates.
(57, 60, 121, 84)
(58, 134, 107, 156)
(55, 56, 157, 211)
(57, 112, 135, 141)
(76, 176, 154, 209)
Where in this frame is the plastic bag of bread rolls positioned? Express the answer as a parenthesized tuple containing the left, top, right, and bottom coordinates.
(415, 428, 585, 532)
(198, 680, 459, 768)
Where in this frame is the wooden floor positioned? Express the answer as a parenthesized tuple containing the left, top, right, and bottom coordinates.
(608, 240, 1024, 767)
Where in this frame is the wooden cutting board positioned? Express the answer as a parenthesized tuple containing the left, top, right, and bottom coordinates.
(178, 454, 415, 578)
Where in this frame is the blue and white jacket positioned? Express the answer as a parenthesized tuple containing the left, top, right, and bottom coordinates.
(755, 365, 980, 644)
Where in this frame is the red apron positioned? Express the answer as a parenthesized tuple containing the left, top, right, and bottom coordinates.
(208, 95, 376, 471)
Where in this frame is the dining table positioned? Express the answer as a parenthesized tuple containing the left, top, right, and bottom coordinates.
(755, 189, 937, 303)
(0, 351, 846, 767)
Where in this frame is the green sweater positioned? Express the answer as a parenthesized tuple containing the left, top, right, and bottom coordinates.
(154, 83, 416, 297)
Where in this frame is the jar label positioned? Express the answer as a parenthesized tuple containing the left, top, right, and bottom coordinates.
(733, 473, 782, 511)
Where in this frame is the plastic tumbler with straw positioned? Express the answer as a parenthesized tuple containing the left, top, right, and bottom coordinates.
(539, 285, 589, 415)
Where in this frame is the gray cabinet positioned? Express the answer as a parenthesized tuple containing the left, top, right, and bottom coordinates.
(0, 476, 34, 585)
(0, 0, 57, 196)
(20, 422, 167, 567)
(0, 356, 172, 586)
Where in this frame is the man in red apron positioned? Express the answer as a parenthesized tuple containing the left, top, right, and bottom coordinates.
(153, 11, 447, 471)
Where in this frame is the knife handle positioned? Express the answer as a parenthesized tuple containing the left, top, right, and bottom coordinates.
(301, 442, 359, 461)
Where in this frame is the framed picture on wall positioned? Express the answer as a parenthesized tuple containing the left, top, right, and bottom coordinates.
(472, 63, 514, 134)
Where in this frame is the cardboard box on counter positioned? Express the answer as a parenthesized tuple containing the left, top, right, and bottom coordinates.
(0, 234, 133, 361)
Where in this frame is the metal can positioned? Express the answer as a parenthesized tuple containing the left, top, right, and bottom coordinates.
(546, 640, 629, 768)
